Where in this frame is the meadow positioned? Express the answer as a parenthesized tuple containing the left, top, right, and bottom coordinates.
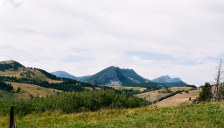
(1, 102, 224, 128)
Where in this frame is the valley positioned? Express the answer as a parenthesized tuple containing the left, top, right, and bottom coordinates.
(0, 60, 215, 128)
(0, 60, 199, 106)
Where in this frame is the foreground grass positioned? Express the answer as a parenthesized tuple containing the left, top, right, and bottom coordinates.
(1, 102, 224, 128)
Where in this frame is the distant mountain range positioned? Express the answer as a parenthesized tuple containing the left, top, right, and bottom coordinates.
(50, 71, 91, 82)
(152, 75, 187, 87)
(51, 66, 188, 88)
(51, 71, 77, 80)
(152, 75, 182, 83)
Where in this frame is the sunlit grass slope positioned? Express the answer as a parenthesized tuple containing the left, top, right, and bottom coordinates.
(1, 102, 224, 128)
(156, 89, 200, 107)
(0, 68, 62, 83)
(136, 87, 195, 103)
(0, 82, 61, 100)
(10, 82, 61, 99)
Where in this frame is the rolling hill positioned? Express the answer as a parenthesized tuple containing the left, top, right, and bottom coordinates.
(0, 60, 96, 93)
(155, 89, 200, 107)
(136, 87, 195, 103)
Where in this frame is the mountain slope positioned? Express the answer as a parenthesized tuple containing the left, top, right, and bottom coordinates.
(86, 66, 160, 87)
(51, 71, 77, 80)
(76, 75, 92, 82)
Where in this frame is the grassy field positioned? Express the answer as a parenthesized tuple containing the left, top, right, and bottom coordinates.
(155, 89, 200, 107)
(0, 90, 13, 99)
(136, 90, 170, 102)
(0, 82, 61, 100)
(9, 82, 61, 99)
(0, 102, 224, 128)
(136, 87, 196, 103)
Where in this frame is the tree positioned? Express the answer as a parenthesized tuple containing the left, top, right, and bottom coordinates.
(213, 59, 224, 101)
(0, 82, 13, 92)
(198, 82, 212, 102)
(16, 87, 21, 93)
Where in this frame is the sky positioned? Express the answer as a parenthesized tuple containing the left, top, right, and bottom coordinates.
(0, 0, 224, 85)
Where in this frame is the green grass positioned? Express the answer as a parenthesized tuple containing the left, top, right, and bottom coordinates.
(1, 102, 224, 128)
(0, 90, 14, 99)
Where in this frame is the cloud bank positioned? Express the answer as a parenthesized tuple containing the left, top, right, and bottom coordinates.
(1, 0, 224, 85)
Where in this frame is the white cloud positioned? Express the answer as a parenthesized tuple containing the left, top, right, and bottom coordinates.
(0, 0, 224, 85)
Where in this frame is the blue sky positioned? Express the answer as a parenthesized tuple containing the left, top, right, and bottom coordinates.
(1, 0, 224, 85)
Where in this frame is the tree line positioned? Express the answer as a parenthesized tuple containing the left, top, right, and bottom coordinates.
(0, 76, 95, 92)
(0, 81, 13, 92)
(0, 89, 147, 116)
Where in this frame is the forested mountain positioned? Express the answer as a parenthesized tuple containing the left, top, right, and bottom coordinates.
(84, 66, 161, 87)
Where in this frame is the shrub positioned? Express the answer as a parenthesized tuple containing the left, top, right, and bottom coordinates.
(0, 89, 147, 116)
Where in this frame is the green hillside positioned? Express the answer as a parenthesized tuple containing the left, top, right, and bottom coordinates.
(0, 102, 223, 128)
(0, 60, 96, 92)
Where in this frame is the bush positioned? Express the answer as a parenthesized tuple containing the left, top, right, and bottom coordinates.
(0, 81, 13, 92)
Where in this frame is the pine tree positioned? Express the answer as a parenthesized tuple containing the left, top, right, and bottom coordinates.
(198, 82, 212, 102)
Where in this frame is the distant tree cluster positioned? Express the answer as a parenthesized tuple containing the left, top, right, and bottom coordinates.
(0, 81, 13, 92)
(0, 76, 94, 92)
(143, 86, 161, 92)
(0, 62, 24, 71)
(0, 89, 147, 116)
(187, 85, 197, 89)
